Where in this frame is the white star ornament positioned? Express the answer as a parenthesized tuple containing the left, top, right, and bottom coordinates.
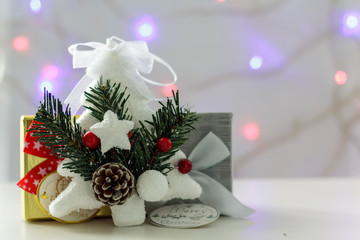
(90, 110, 134, 154)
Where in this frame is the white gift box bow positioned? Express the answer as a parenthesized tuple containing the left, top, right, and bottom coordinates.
(188, 132, 254, 218)
(65, 36, 177, 114)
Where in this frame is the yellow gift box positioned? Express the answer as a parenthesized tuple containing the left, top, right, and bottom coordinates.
(20, 115, 111, 221)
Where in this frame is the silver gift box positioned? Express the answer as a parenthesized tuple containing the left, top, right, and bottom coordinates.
(180, 112, 233, 192)
(146, 112, 233, 212)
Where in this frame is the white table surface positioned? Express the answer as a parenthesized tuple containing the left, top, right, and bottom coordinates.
(1, 178, 359, 240)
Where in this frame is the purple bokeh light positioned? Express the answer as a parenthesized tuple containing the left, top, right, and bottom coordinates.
(40, 81, 54, 93)
(243, 28, 284, 72)
(42, 65, 58, 79)
(134, 16, 156, 40)
(342, 12, 360, 35)
(37, 64, 60, 96)
(249, 56, 263, 70)
(30, 0, 42, 14)
(37, 77, 58, 97)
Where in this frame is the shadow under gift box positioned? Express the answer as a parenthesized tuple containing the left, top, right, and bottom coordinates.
(20, 113, 233, 220)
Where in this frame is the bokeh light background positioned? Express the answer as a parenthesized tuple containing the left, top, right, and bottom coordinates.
(1, 0, 360, 181)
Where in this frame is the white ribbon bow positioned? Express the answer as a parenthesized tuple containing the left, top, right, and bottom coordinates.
(65, 36, 177, 114)
(188, 132, 254, 218)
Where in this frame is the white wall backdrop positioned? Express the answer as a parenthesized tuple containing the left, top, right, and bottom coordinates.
(1, 0, 360, 181)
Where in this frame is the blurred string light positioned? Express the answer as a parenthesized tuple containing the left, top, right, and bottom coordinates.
(342, 12, 360, 35)
(346, 15, 358, 28)
(38, 65, 59, 95)
(334, 70, 347, 85)
(162, 84, 178, 97)
(243, 123, 260, 140)
(12, 36, 29, 52)
(6, 0, 359, 158)
(30, 0, 42, 14)
(134, 16, 156, 40)
(42, 65, 58, 79)
(249, 55, 263, 70)
(39, 81, 54, 93)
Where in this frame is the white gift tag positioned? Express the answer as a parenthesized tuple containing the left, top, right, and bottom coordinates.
(148, 203, 220, 228)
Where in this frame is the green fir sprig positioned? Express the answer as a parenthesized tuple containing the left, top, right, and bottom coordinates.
(29, 91, 104, 180)
(30, 79, 198, 181)
(130, 91, 198, 177)
(84, 77, 131, 121)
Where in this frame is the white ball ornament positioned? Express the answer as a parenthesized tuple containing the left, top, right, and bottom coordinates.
(136, 170, 168, 202)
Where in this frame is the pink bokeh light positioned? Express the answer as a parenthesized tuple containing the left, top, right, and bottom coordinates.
(42, 65, 59, 79)
(12, 36, 29, 52)
(334, 70, 347, 85)
(243, 123, 260, 141)
(162, 84, 178, 97)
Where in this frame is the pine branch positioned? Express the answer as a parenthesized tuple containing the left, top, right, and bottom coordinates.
(84, 77, 132, 121)
(30, 86, 197, 182)
(29, 91, 104, 181)
(129, 90, 198, 177)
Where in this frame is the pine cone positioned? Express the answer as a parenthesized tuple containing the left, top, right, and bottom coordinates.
(91, 162, 135, 206)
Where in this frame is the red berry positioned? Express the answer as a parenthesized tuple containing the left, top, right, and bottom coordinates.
(82, 131, 101, 150)
(156, 137, 172, 152)
(128, 131, 134, 145)
(178, 159, 192, 174)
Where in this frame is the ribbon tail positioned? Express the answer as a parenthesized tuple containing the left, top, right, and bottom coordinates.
(190, 171, 254, 218)
(190, 132, 230, 171)
(17, 158, 63, 195)
(64, 74, 93, 114)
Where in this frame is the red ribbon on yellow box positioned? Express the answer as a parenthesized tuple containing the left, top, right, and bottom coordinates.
(17, 121, 63, 195)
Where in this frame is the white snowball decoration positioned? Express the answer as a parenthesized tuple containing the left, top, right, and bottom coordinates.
(50, 160, 146, 227)
(161, 150, 202, 201)
(110, 193, 145, 227)
(49, 160, 103, 218)
(76, 109, 99, 132)
(137, 170, 168, 202)
(161, 168, 202, 201)
(56, 158, 78, 178)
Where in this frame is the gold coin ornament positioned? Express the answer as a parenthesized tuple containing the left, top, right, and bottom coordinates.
(37, 172, 99, 223)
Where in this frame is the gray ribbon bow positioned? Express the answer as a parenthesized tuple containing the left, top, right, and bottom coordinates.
(188, 132, 254, 218)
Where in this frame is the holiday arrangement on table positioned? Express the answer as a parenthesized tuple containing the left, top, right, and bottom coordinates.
(17, 37, 253, 227)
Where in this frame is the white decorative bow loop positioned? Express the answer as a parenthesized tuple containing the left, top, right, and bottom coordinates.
(188, 132, 254, 218)
(65, 36, 177, 114)
(189, 132, 230, 171)
(68, 42, 103, 69)
(115, 40, 153, 74)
